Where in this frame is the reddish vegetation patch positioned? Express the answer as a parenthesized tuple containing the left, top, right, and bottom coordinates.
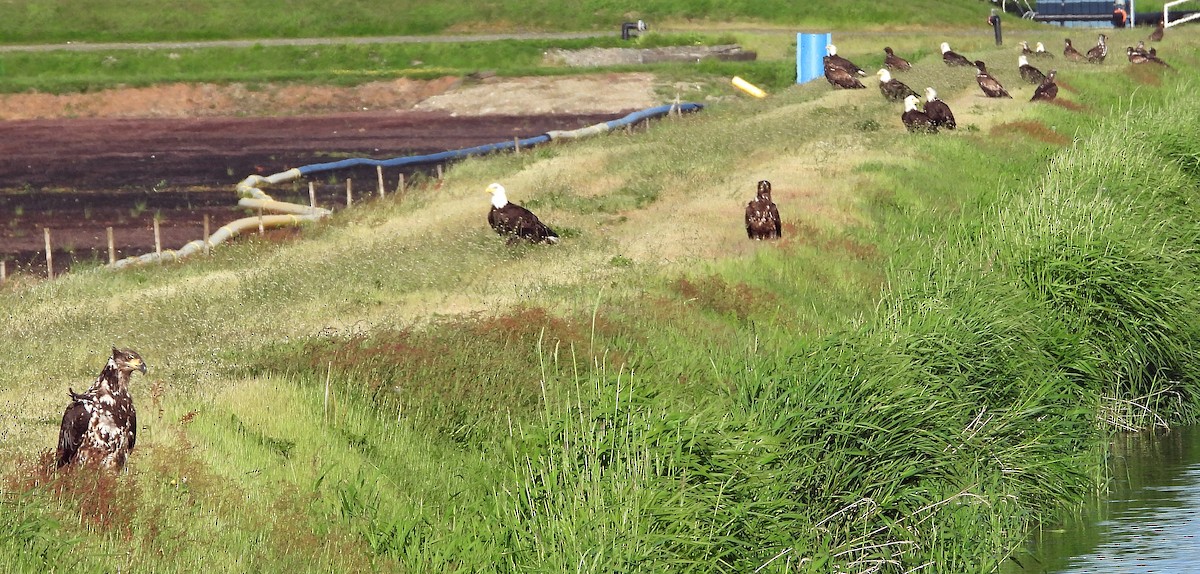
(673, 274, 777, 321)
(4, 450, 138, 536)
(1126, 64, 1165, 86)
(1047, 98, 1086, 112)
(992, 120, 1072, 147)
(783, 220, 879, 261)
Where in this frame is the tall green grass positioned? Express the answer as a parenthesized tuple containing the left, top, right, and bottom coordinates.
(3, 40, 1200, 573)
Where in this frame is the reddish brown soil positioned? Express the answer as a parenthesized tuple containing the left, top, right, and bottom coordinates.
(0, 110, 629, 275)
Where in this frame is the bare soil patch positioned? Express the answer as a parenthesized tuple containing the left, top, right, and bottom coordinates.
(0, 73, 662, 276)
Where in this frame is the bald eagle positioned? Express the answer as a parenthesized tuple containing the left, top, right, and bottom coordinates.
(974, 60, 1012, 98)
(1030, 70, 1059, 103)
(824, 44, 867, 77)
(825, 65, 866, 89)
(1018, 55, 1047, 84)
(883, 47, 912, 71)
(745, 180, 781, 240)
(56, 348, 147, 471)
(901, 95, 937, 134)
(923, 87, 956, 130)
(486, 183, 559, 245)
(1086, 34, 1108, 64)
(1034, 42, 1054, 59)
(941, 42, 973, 67)
(876, 69, 918, 102)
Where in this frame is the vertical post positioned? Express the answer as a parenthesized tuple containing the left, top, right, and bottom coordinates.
(436, 164, 444, 181)
(43, 228, 53, 279)
(258, 206, 264, 235)
(309, 181, 317, 208)
(514, 137, 521, 153)
(346, 179, 353, 207)
(107, 226, 116, 265)
(989, 10, 1003, 46)
(203, 214, 211, 255)
(153, 219, 162, 256)
(397, 173, 406, 196)
(376, 165, 385, 199)
(1, 260, 6, 284)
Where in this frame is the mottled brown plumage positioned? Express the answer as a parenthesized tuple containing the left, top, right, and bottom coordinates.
(825, 65, 865, 89)
(876, 69, 918, 102)
(745, 180, 781, 240)
(974, 60, 1012, 98)
(1086, 34, 1108, 64)
(883, 47, 912, 71)
(1030, 70, 1058, 102)
(57, 348, 147, 472)
(1019, 55, 1047, 84)
(1064, 39, 1085, 62)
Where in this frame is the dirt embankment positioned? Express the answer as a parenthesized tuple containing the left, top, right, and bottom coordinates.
(0, 73, 666, 276)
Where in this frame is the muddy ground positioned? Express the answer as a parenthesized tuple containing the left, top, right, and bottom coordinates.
(0, 73, 663, 276)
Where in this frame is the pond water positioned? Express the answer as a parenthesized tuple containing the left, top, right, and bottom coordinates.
(1006, 425, 1200, 573)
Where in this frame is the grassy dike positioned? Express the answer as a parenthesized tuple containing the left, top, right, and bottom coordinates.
(3, 36, 1200, 574)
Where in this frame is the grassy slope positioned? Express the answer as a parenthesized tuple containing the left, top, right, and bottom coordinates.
(1, 0, 996, 43)
(3, 19, 1200, 574)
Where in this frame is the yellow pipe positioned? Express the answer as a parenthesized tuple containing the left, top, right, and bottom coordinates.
(731, 76, 767, 98)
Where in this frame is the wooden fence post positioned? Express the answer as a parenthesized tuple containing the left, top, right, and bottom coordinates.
(203, 214, 211, 256)
(154, 219, 162, 257)
(309, 181, 317, 208)
(377, 165, 386, 199)
(107, 227, 116, 265)
(43, 228, 53, 279)
(346, 179, 353, 207)
(397, 173, 406, 197)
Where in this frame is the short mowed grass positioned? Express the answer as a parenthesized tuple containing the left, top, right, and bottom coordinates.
(3, 21, 1200, 574)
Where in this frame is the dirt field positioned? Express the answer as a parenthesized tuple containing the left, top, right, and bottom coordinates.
(0, 73, 662, 275)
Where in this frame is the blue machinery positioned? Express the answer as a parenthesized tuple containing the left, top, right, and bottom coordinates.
(111, 102, 703, 269)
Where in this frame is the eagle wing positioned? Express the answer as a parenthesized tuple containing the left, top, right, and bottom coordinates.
(491, 204, 558, 243)
(56, 399, 92, 468)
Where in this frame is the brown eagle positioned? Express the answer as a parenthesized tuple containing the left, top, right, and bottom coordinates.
(876, 69, 918, 102)
(974, 60, 1012, 98)
(486, 183, 560, 245)
(745, 180, 781, 240)
(923, 87, 956, 130)
(1030, 70, 1059, 103)
(57, 348, 147, 471)
(883, 47, 912, 71)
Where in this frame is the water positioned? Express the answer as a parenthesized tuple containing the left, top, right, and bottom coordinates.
(1008, 426, 1200, 573)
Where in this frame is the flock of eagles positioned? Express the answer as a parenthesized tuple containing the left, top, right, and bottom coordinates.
(824, 20, 1172, 134)
(56, 22, 1173, 474)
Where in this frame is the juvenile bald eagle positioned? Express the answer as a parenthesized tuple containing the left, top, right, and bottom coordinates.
(941, 42, 973, 67)
(974, 60, 1012, 98)
(883, 47, 911, 71)
(1064, 39, 1085, 62)
(901, 95, 937, 134)
(1018, 55, 1047, 84)
(825, 65, 866, 89)
(745, 180, 781, 240)
(1127, 46, 1173, 69)
(56, 348, 147, 471)
(486, 183, 560, 245)
(1148, 20, 1165, 42)
(876, 69, 918, 102)
(1086, 34, 1108, 64)
(923, 87, 956, 130)
(1030, 70, 1059, 102)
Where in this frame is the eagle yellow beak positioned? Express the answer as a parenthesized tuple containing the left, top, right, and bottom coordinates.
(131, 357, 147, 373)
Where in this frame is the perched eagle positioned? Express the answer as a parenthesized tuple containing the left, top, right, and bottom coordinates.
(745, 180, 782, 240)
(923, 87, 956, 130)
(901, 95, 937, 134)
(1086, 34, 1108, 64)
(1148, 19, 1165, 42)
(1020, 41, 1034, 57)
(1030, 70, 1059, 103)
(825, 65, 866, 89)
(824, 44, 867, 77)
(1018, 55, 1047, 84)
(876, 69, 918, 102)
(56, 348, 147, 472)
(1063, 39, 1085, 62)
(485, 182, 559, 245)
(1034, 42, 1054, 59)
(1127, 46, 1173, 69)
(883, 47, 912, 71)
(941, 42, 973, 67)
(974, 60, 1012, 98)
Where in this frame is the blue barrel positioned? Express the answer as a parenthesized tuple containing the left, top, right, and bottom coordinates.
(797, 32, 833, 84)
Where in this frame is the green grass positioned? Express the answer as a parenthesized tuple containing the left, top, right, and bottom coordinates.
(1, 0, 999, 44)
(3, 24, 1200, 574)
